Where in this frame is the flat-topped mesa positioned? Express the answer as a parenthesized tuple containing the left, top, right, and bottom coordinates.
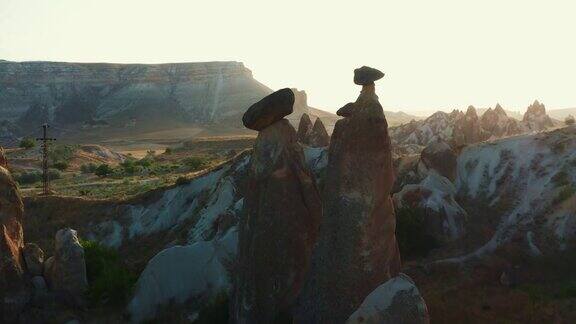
(296, 66, 400, 323)
(242, 88, 295, 131)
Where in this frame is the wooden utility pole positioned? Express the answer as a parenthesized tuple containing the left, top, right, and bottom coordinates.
(36, 124, 56, 195)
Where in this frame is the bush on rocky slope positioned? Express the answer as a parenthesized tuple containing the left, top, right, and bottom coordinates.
(81, 239, 137, 307)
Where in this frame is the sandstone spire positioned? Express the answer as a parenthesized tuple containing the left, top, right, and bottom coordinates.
(296, 66, 401, 323)
(232, 89, 322, 323)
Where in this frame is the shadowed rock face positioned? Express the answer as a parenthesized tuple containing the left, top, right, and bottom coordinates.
(420, 139, 457, 182)
(296, 84, 401, 323)
(232, 119, 322, 323)
(242, 88, 295, 130)
(0, 166, 27, 320)
(297, 113, 313, 143)
(307, 118, 330, 147)
(44, 228, 88, 305)
(337, 102, 356, 117)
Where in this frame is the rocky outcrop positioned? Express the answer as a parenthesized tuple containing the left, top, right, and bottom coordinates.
(242, 88, 295, 130)
(298, 114, 330, 147)
(453, 106, 484, 147)
(0, 146, 7, 167)
(480, 104, 523, 138)
(419, 139, 457, 182)
(23, 243, 45, 276)
(297, 113, 313, 143)
(296, 68, 401, 323)
(0, 165, 28, 320)
(394, 173, 467, 242)
(310, 118, 330, 147)
(44, 228, 88, 304)
(233, 93, 322, 322)
(346, 274, 429, 324)
(523, 100, 554, 131)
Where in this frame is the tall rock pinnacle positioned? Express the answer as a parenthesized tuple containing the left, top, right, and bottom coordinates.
(232, 90, 322, 323)
(296, 66, 401, 323)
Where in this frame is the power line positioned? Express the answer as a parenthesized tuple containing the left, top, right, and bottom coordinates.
(35, 124, 56, 195)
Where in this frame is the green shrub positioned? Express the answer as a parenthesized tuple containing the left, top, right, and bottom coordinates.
(48, 144, 76, 164)
(176, 176, 189, 185)
(554, 186, 575, 205)
(194, 292, 229, 324)
(184, 156, 210, 171)
(94, 164, 114, 177)
(80, 239, 137, 307)
(14, 170, 42, 184)
(47, 168, 62, 180)
(53, 161, 69, 171)
(81, 163, 98, 174)
(19, 138, 35, 149)
(395, 206, 439, 258)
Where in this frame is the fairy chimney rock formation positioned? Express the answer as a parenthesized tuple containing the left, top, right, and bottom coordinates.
(232, 89, 322, 323)
(523, 100, 554, 131)
(296, 66, 401, 323)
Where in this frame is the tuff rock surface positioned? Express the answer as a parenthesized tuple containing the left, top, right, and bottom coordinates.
(0, 165, 28, 320)
(296, 78, 401, 323)
(419, 139, 457, 182)
(297, 113, 313, 143)
(232, 119, 322, 323)
(346, 274, 429, 324)
(44, 228, 88, 304)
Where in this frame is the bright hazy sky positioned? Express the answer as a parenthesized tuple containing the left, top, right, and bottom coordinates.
(1, 0, 575, 115)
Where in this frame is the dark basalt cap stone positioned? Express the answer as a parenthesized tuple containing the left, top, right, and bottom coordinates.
(354, 66, 384, 85)
(337, 102, 356, 117)
(242, 88, 295, 131)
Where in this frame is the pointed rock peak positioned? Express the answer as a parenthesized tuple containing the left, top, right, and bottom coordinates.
(299, 113, 312, 127)
(525, 100, 547, 116)
(297, 113, 313, 143)
(242, 88, 294, 131)
(354, 66, 384, 85)
(337, 102, 356, 117)
(465, 105, 478, 117)
(494, 103, 506, 115)
(307, 117, 330, 147)
(313, 117, 327, 133)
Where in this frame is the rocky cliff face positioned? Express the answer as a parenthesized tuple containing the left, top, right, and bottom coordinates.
(0, 165, 28, 320)
(0, 60, 271, 129)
